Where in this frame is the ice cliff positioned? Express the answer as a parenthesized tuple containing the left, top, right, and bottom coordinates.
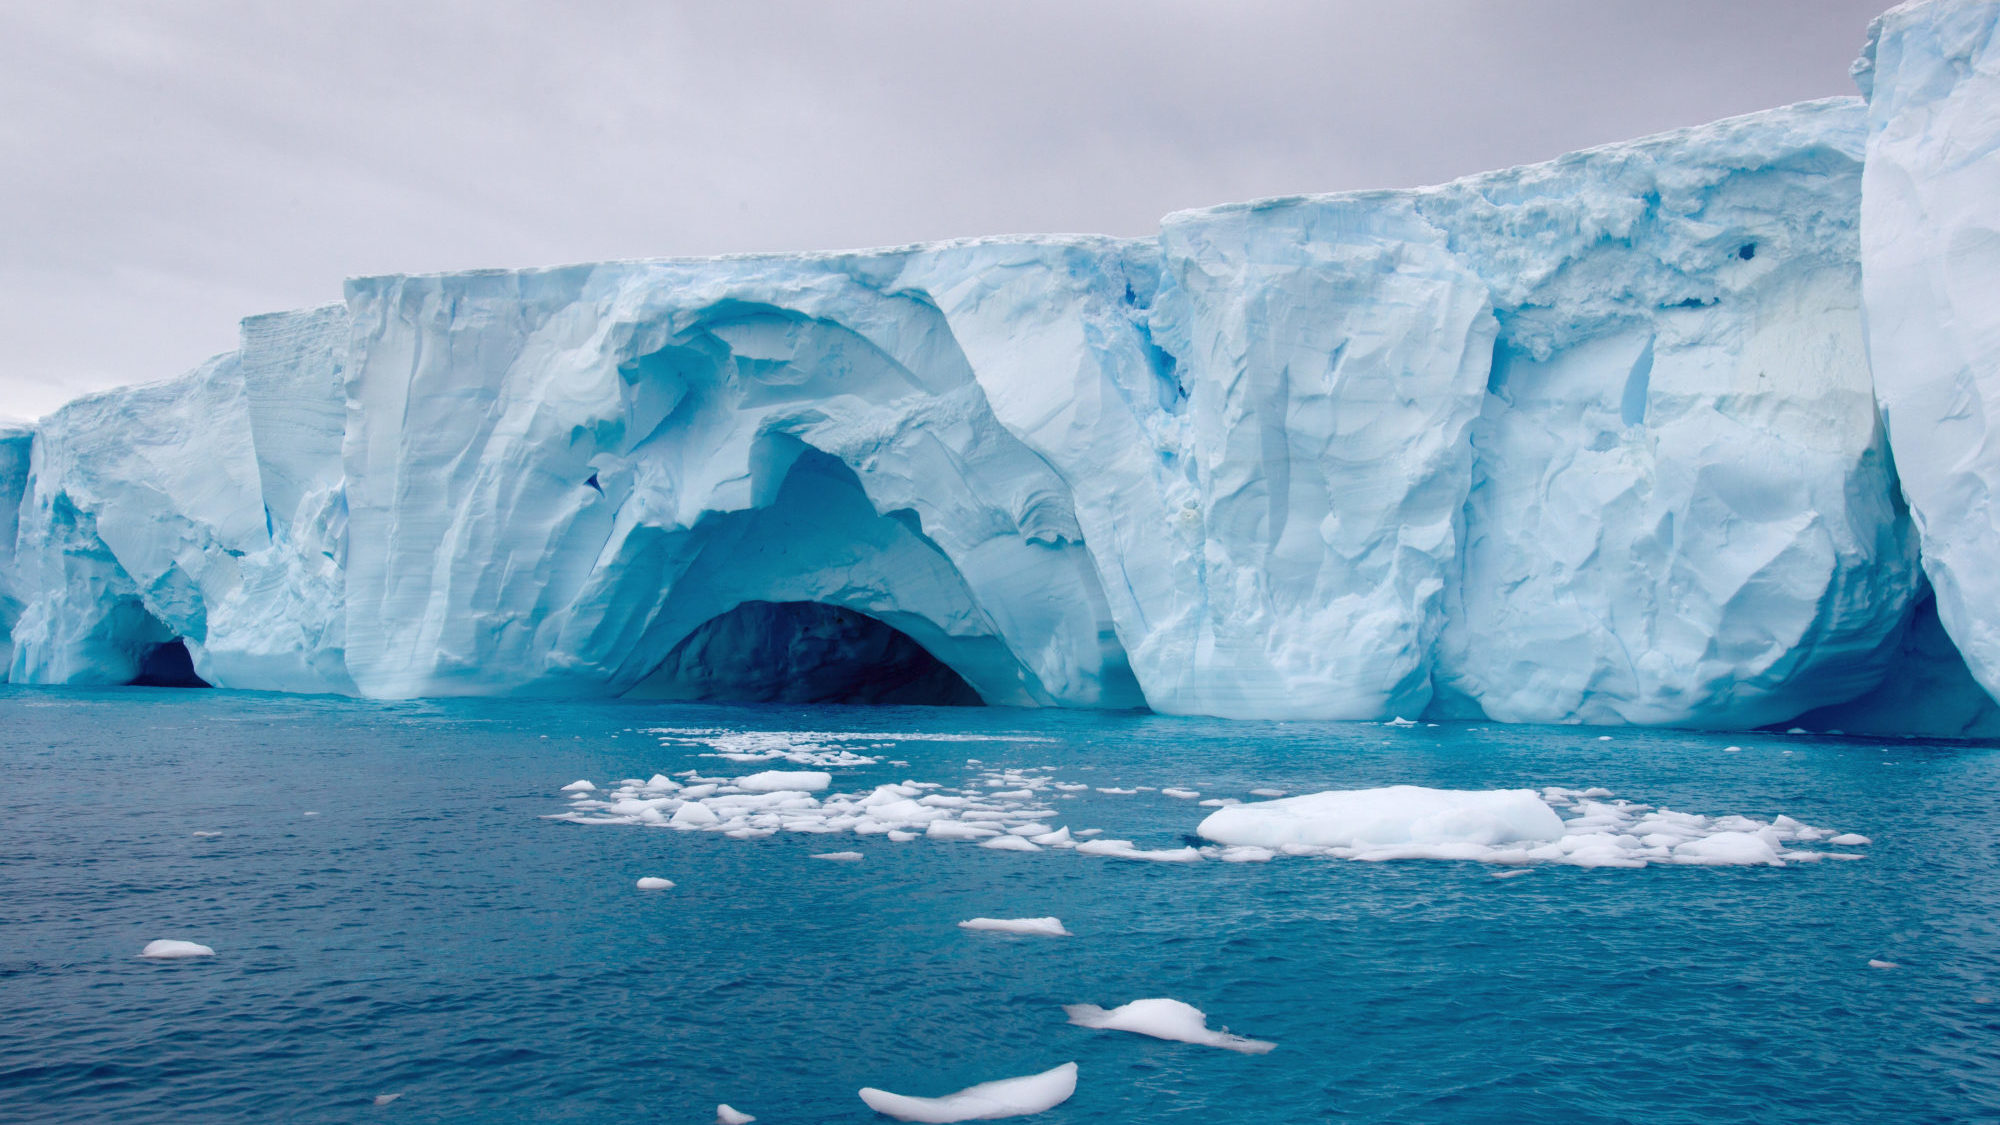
(4, 0, 1998, 736)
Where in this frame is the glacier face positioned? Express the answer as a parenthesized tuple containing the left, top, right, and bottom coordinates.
(1859, 0, 2000, 707)
(2, 23, 1996, 733)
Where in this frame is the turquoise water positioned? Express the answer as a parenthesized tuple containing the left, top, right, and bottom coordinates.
(3, 686, 1996, 1122)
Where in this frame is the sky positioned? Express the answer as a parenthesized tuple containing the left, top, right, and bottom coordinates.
(2, 0, 1889, 421)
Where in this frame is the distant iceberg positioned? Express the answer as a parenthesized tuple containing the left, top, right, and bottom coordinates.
(6, 1, 2000, 736)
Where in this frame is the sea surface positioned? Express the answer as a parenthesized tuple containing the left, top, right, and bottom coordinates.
(3, 686, 1997, 1123)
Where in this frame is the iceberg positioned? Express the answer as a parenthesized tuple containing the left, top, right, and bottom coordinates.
(4, 8, 1997, 734)
(1858, 0, 2000, 706)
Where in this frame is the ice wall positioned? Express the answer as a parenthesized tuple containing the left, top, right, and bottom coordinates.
(1, 72, 1987, 731)
(1858, 0, 2000, 705)
(1423, 99, 1916, 728)
(0, 423, 32, 673)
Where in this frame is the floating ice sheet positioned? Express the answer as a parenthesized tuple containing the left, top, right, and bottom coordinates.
(546, 747, 1866, 873)
(1064, 998, 1274, 1054)
(140, 939, 215, 959)
(857, 1062, 1077, 1122)
(958, 917, 1071, 936)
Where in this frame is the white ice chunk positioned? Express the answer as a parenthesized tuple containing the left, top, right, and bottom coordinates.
(1248, 788, 1286, 797)
(560, 779, 596, 792)
(811, 851, 864, 862)
(1197, 786, 1563, 850)
(140, 939, 215, 959)
(857, 1062, 1078, 1122)
(1161, 788, 1200, 799)
(980, 835, 1041, 852)
(735, 770, 831, 793)
(1063, 998, 1274, 1054)
(716, 1105, 755, 1124)
(1672, 831, 1783, 866)
(635, 876, 676, 890)
(1868, 959, 1898, 969)
(957, 917, 1072, 936)
(1829, 833, 1871, 846)
(1075, 839, 1202, 863)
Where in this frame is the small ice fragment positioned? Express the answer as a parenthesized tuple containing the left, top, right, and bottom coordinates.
(736, 770, 831, 793)
(1386, 716, 1417, 727)
(635, 877, 676, 890)
(191, 831, 222, 838)
(857, 1062, 1077, 1122)
(716, 1104, 755, 1124)
(887, 830, 919, 842)
(1064, 998, 1274, 1054)
(303, 811, 319, 817)
(1094, 787, 1137, 795)
(980, 835, 1040, 852)
(1215, 845, 1274, 863)
(928, 821, 1001, 841)
(373, 1093, 401, 1107)
(1787, 728, 1808, 735)
(1829, 833, 1871, 846)
(1198, 798, 1240, 807)
(1597, 735, 1612, 741)
(1029, 827, 1073, 847)
(1161, 788, 1200, 799)
(1490, 869, 1532, 879)
(140, 939, 215, 959)
(560, 779, 596, 792)
(958, 917, 1071, 936)
(811, 851, 864, 862)
(1869, 959, 1898, 969)
(1075, 839, 1202, 863)
(1249, 788, 1286, 798)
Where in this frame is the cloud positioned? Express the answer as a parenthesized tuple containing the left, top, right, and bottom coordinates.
(0, 0, 1885, 418)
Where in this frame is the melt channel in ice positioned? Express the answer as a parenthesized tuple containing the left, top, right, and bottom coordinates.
(857, 1062, 1078, 1123)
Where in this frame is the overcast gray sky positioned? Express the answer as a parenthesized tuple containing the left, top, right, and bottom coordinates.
(1, 0, 1888, 421)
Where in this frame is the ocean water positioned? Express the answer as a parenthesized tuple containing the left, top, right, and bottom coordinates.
(3, 686, 1997, 1123)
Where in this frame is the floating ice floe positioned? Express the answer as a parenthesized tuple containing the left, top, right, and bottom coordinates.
(373, 1093, 401, 1107)
(642, 728, 1049, 769)
(1074, 839, 1202, 863)
(140, 939, 214, 959)
(1063, 998, 1274, 1054)
(715, 1104, 755, 1124)
(1869, 959, 1898, 969)
(958, 917, 1071, 937)
(810, 851, 864, 862)
(735, 770, 832, 793)
(1161, 788, 1200, 799)
(191, 831, 222, 838)
(635, 877, 676, 890)
(560, 779, 596, 792)
(547, 754, 1865, 873)
(858, 1062, 1077, 1123)
(1197, 785, 1865, 868)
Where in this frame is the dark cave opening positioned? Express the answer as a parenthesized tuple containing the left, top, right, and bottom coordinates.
(633, 600, 984, 706)
(130, 639, 211, 688)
